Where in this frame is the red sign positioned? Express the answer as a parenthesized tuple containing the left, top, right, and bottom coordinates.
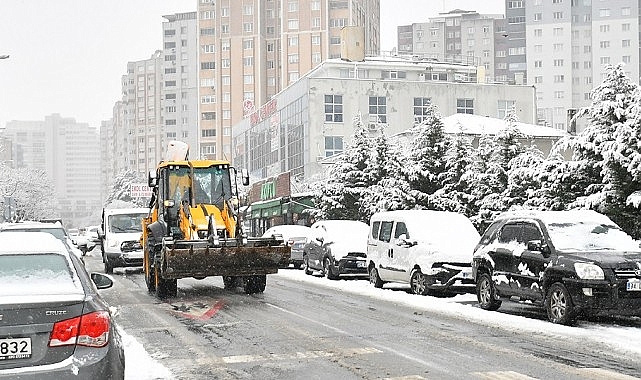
(250, 99, 278, 126)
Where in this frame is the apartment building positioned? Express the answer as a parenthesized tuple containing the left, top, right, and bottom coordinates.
(396, 10, 510, 84)
(2, 114, 101, 224)
(115, 51, 164, 177)
(197, 0, 380, 161)
(232, 56, 537, 181)
(527, 0, 640, 132)
(162, 12, 199, 154)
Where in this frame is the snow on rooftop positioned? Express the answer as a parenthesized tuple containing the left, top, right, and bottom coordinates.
(442, 113, 568, 138)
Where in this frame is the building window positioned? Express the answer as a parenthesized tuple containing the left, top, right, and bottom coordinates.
(200, 28, 215, 36)
(221, 24, 229, 34)
(311, 35, 321, 45)
(201, 62, 215, 70)
(201, 144, 216, 156)
(202, 129, 216, 137)
(622, 23, 630, 32)
(288, 54, 299, 63)
(553, 59, 564, 67)
(244, 74, 254, 84)
(288, 72, 299, 82)
(368, 96, 387, 124)
(312, 52, 321, 63)
(456, 98, 474, 114)
(243, 23, 253, 33)
(600, 56, 611, 65)
(222, 40, 230, 51)
(330, 37, 341, 45)
(243, 57, 254, 66)
(599, 41, 610, 48)
(622, 40, 631, 48)
(621, 7, 631, 16)
(165, 81, 176, 87)
(599, 8, 610, 17)
(554, 75, 565, 83)
(324, 136, 343, 157)
(222, 59, 230, 68)
(288, 36, 299, 46)
(202, 44, 215, 53)
(243, 39, 254, 49)
(413, 97, 432, 124)
(497, 100, 515, 119)
(288, 19, 299, 30)
(201, 113, 216, 121)
(223, 127, 231, 136)
(553, 12, 563, 19)
(324, 95, 343, 123)
(244, 5, 253, 15)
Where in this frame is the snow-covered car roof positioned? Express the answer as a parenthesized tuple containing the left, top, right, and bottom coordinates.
(313, 220, 369, 237)
(103, 207, 150, 217)
(262, 224, 312, 240)
(495, 209, 615, 226)
(0, 231, 70, 255)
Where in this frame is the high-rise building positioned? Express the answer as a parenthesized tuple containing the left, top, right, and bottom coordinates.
(526, 0, 640, 132)
(197, 0, 381, 161)
(116, 51, 164, 177)
(2, 114, 101, 224)
(162, 12, 199, 154)
(396, 10, 509, 84)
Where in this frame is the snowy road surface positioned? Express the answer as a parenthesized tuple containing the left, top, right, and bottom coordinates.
(83, 253, 641, 380)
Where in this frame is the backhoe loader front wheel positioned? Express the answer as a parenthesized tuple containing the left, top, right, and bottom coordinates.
(243, 275, 266, 294)
(154, 264, 177, 299)
(144, 260, 155, 292)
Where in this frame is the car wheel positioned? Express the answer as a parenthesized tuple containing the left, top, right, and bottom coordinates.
(410, 269, 429, 295)
(369, 267, 384, 288)
(546, 282, 576, 325)
(324, 257, 339, 280)
(477, 273, 501, 311)
(304, 257, 313, 275)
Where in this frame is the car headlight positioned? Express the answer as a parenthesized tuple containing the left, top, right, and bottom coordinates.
(574, 263, 604, 280)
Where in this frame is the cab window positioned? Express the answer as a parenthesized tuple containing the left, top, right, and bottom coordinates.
(371, 221, 381, 239)
(394, 222, 408, 239)
(379, 221, 393, 243)
(498, 223, 520, 243)
(522, 222, 542, 243)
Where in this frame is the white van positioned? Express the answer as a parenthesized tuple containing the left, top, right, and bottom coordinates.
(367, 210, 480, 296)
(99, 208, 149, 273)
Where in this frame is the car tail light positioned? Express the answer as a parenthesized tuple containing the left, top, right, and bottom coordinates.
(49, 311, 110, 348)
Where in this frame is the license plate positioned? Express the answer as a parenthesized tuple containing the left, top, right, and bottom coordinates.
(357, 261, 366, 268)
(0, 338, 32, 360)
(626, 280, 641, 291)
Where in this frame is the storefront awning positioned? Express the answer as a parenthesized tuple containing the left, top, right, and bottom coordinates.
(250, 198, 283, 218)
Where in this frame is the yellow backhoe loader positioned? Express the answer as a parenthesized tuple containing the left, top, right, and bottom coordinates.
(141, 141, 290, 298)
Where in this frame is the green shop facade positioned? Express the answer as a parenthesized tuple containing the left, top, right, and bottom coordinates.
(246, 171, 315, 236)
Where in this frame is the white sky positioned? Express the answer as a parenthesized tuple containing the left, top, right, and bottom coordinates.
(0, 0, 503, 129)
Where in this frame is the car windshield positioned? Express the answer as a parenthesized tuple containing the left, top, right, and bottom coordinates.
(547, 221, 641, 252)
(0, 253, 81, 296)
(109, 213, 146, 233)
(0, 227, 67, 242)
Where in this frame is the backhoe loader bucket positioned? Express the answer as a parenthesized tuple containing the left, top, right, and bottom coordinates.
(160, 239, 291, 280)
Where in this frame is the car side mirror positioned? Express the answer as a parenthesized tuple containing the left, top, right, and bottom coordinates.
(241, 168, 250, 186)
(91, 273, 114, 290)
(395, 234, 415, 247)
(148, 170, 157, 187)
(527, 240, 551, 257)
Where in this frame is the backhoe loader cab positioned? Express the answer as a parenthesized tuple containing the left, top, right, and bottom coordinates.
(142, 141, 290, 298)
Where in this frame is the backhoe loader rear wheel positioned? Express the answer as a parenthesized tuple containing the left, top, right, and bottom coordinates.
(154, 264, 177, 299)
(144, 233, 156, 292)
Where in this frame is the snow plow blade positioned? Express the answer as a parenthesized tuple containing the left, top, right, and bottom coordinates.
(160, 238, 291, 279)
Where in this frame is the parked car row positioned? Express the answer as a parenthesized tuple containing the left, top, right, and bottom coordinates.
(270, 209, 641, 326)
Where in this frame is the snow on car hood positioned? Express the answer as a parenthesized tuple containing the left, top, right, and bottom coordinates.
(558, 251, 641, 269)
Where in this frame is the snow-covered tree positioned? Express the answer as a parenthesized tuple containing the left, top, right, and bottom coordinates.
(105, 170, 148, 208)
(503, 145, 544, 210)
(0, 164, 59, 221)
(431, 128, 475, 214)
(316, 113, 375, 222)
(568, 64, 641, 237)
(360, 130, 415, 219)
(404, 104, 449, 208)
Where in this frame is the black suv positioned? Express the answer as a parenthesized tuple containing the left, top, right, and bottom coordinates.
(472, 210, 641, 325)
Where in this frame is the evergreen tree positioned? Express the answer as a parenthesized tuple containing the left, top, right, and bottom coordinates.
(432, 128, 475, 214)
(404, 104, 449, 208)
(361, 130, 415, 220)
(316, 113, 375, 222)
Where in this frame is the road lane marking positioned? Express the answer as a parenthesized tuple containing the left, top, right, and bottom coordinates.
(222, 347, 382, 364)
(471, 371, 538, 380)
(575, 368, 641, 380)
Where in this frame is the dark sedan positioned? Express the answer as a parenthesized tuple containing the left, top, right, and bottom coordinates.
(0, 232, 125, 379)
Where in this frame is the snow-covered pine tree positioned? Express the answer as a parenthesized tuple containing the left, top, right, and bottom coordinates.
(404, 104, 449, 209)
(569, 63, 641, 237)
(0, 165, 60, 221)
(316, 112, 375, 222)
(431, 126, 475, 214)
(503, 145, 544, 210)
(360, 129, 415, 220)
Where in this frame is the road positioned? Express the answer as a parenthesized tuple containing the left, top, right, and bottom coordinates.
(84, 253, 641, 380)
